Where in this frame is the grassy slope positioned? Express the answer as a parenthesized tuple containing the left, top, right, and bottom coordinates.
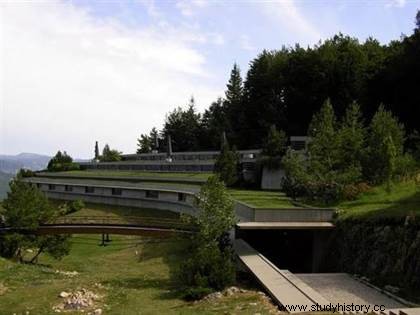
(39, 169, 297, 209)
(229, 189, 296, 209)
(64, 203, 181, 220)
(46, 170, 212, 181)
(0, 236, 277, 315)
(0, 203, 277, 314)
(337, 180, 420, 219)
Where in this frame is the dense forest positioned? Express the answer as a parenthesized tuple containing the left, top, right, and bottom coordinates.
(138, 11, 420, 153)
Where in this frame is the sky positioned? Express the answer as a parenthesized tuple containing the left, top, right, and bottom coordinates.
(1, 0, 419, 159)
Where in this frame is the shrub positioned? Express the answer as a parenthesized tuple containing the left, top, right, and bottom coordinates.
(182, 287, 213, 301)
(176, 176, 236, 299)
(214, 143, 239, 187)
(342, 182, 372, 200)
(66, 200, 85, 214)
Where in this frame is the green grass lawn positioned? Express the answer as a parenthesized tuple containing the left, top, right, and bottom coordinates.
(64, 203, 181, 220)
(337, 180, 420, 219)
(228, 189, 296, 209)
(0, 235, 279, 315)
(42, 170, 212, 181)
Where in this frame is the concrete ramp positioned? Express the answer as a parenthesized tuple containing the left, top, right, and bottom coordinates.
(234, 239, 329, 313)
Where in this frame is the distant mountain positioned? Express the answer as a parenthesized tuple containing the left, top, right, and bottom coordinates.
(0, 153, 51, 174)
(0, 171, 12, 200)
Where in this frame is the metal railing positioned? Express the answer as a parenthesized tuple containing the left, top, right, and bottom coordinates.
(49, 215, 196, 231)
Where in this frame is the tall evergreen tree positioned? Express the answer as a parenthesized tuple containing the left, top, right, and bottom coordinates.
(261, 125, 288, 169)
(224, 64, 244, 146)
(214, 140, 239, 187)
(307, 99, 340, 179)
(364, 105, 405, 183)
(137, 134, 152, 154)
(201, 98, 228, 150)
(337, 102, 365, 176)
(94, 141, 99, 160)
(162, 97, 202, 151)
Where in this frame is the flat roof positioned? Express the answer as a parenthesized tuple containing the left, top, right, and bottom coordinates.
(237, 221, 335, 230)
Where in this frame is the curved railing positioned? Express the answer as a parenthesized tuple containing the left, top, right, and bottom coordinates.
(50, 215, 196, 230)
(0, 215, 197, 235)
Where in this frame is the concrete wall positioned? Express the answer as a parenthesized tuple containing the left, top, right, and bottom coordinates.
(35, 182, 197, 216)
(260, 167, 285, 190)
(254, 208, 334, 222)
(234, 201, 334, 223)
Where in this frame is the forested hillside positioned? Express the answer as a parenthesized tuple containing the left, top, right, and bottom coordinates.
(0, 171, 12, 200)
(137, 12, 420, 152)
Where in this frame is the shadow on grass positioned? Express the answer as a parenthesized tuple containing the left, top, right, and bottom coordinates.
(344, 190, 420, 219)
(103, 272, 184, 301)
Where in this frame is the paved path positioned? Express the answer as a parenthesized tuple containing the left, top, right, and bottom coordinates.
(234, 239, 329, 313)
(296, 273, 405, 309)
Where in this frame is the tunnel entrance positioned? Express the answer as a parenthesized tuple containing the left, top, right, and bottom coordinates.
(236, 228, 332, 273)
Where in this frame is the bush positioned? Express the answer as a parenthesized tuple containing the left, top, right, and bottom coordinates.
(66, 200, 85, 214)
(394, 153, 417, 181)
(342, 182, 372, 200)
(181, 287, 213, 301)
(17, 169, 35, 178)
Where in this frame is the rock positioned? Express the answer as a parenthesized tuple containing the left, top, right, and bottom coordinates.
(59, 291, 69, 298)
(26, 249, 33, 253)
(249, 302, 257, 306)
(224, 286, 241, 296)
(94, 309, 102, 315)
(203, 291, 223, 301)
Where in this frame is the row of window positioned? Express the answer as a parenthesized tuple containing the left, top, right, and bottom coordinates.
(45, 184, 187, 201)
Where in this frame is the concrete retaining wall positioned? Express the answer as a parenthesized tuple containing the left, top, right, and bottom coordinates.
(234, 201, 334, 223)
(260, 167, 285, 190)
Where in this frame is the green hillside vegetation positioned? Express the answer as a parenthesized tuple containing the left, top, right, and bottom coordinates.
(337, 179, 420, 219)
(0, 235, 277, 315)
(45, 170, 212, 181)
(0, 171, 12, 200)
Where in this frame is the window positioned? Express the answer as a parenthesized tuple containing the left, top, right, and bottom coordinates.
(36, 183, 41, 189)
(65, 185, 73, 192)
(112, 188, 122, 195)
(178, 193, 186, 202)
(145, 190, 159, 199)
(48, 184, 56, 190)
(85, 186, 95, 193)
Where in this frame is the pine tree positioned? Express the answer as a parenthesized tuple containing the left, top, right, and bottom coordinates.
(94, 141, 99, 160)
(225, 63, 243, 105)
(384, 135, 397, 193)
(337, 102, 365, 182)
(307, 99, 340, 179)
(416, 10, 420, 30)
(364, 105, 405, 183)
(214, 140, 239, 187)
(261, 125, 288, 169)
(262, 125, 287, 158)
(136, 135, 152, 154)
(224, 63, 244, 145)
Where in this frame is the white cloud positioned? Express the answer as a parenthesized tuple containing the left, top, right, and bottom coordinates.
(239, 35, 256, 51)
(176, 0, 208, 17)
(385, 0, 406, 8)
(0, 1, 221, 158)
(259, 0, 322, 44)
